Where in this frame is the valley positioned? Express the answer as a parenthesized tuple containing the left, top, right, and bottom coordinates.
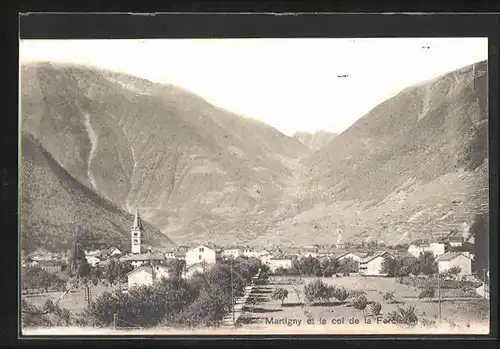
(19, 60, 489, 251)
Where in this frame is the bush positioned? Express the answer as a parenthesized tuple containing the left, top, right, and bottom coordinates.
(89, 277, 198, 328)
(332, 286, 350, 303)
(382, 292, 395, 303)
(304, 279, 332, 305)
(352, 295, 368, 311)
(337, 257, 359, 275)
(271, 288, 289, 306)
(350, 290, 367, 299)
(461, 286, 477, 297)
(386, 305, 418, 327)
(418, 285, 436, 301)
(371, 302, 382, 315)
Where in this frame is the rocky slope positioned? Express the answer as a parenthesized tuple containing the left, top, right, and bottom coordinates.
(20, 62, 310, 247)
(20, 60, 489, 248)
(259, 60, 489, 246)
(20, 132, 172, 253)
(293, 131, 338, 151)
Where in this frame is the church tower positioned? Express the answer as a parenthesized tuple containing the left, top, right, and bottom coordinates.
(131, 209, 143, 254)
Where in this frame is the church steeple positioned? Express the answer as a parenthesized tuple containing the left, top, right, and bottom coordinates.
(133, 208, 143, 230)
(131, 208, 143, 254)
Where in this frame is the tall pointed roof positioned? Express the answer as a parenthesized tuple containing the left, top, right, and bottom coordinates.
(133, 208, 143, 230)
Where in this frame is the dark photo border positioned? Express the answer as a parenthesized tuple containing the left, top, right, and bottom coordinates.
(2, 8, 498, 349)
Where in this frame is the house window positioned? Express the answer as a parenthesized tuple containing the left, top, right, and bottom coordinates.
(133, 232, 138, 237)
(133, 239, 138, 244)
(199, 255, 202, 260)
(199, 247, 204, 252)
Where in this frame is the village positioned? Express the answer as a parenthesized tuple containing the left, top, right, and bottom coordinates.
(20, 208, 490, 333)
(23, 210, 484, 288)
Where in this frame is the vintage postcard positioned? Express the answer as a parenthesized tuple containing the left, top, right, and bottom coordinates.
(19, 37, 490, 336)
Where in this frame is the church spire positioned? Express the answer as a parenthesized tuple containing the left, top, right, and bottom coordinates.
(133, 208, 143, 230)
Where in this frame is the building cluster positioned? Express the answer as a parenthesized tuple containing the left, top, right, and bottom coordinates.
(22, 210, 477, 288)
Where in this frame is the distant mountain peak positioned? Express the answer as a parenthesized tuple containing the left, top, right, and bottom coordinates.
(293, 130, 339, 151)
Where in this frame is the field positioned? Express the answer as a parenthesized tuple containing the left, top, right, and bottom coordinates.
(21, 276, 489, 335)
(22, 282, 120, 315)
(237, 276, 490, 334)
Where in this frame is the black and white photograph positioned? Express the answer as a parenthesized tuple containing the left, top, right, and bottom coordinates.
(19, 37, 489, 335)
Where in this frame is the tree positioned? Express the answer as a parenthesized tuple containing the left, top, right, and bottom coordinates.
(418, 252, 438, 276)
(169, 259, 186, 279)
(338, 257, 359, 276)
(418, 285, 436, 302)
(381, 257, 399, 277)
(371, 302, 382, 316)
(297, 256, 323, 276)
(39, 272, 57, 293)
(332, 286, 350, 303)
(105, 259, 121, 287)
(272, 288, 289, 306)
(352, 295, 368, 313)
(304, 279, 331, 305)
(320, 257, 339, 277)
(448, 266, 461, 280)
(257, 264, 270, 284)
(382, 292, 395, 303)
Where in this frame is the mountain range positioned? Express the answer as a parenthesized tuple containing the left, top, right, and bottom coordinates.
(20, 60, 489, 251)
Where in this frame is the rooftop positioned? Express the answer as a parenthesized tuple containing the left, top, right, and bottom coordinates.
(360, 251, 392, 264)
(435, 252, 472, 262)
(120, 253, 165, 262)
(126, 266, 153, 276)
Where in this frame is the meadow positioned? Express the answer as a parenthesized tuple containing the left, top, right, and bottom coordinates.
(237, 276, 489, 334)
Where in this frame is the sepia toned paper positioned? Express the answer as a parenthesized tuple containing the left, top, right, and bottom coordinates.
(19, 37, 490, 337)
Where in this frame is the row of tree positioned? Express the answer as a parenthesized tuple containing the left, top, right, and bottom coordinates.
(380, 251, 439, 277)
(21, 265, 65, 293)
(271, 280, 418, 326)
(273, 256, 359, 277)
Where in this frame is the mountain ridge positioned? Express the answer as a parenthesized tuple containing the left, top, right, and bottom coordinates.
(20, 131, 173, 253)
(20, 60, 489, 249)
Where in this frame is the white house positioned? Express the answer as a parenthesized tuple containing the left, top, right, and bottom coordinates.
(222, 249, 241, 259)
(86, 255, 101, 267)
(165, 251, 176, 259)
(267, 257, 293, 273)
(407, 242, 445, 258)
(127, 266, 154, 288)
(300, 252, 319, 259)
(336, 251, 364, 263)
(242, 248, 262, 259)
(85, 250, 100, 257)
(185, 245, 217, 267)
(259, 251, 271, 264)
(436, 252, 472, 277)
(359, 251, 393, 276)
(110, 247, 121, 257)
(126, 265, 171, 289)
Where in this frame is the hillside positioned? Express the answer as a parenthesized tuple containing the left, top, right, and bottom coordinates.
(293, 131, 338, 151)
(20, 132, 173, 253)
(20, 62, 310, 246)
(20, 60, 489, 248)
(259, 60, 489, 246)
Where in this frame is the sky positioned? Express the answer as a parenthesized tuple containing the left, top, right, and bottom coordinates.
(20, 38, 488, 136)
